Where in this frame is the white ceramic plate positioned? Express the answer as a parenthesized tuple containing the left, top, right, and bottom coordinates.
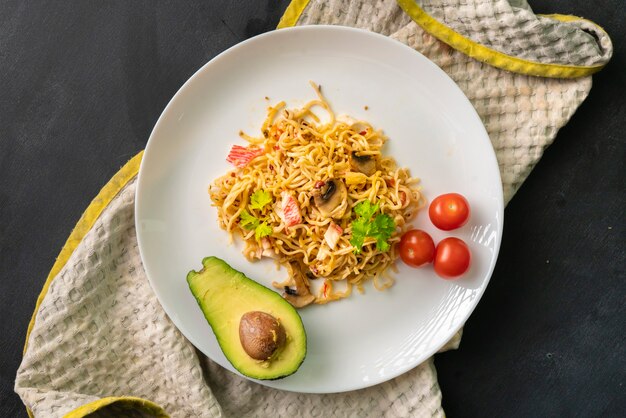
(136, 25, 503, 393)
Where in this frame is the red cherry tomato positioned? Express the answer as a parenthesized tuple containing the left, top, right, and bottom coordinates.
(429, 193, 471, 231)
(399, 229, 435, 268)
(433, 237, 471, 279)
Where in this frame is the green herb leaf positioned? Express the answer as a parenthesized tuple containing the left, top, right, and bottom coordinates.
(249, 189, 273, 211)
(255, 222, 273, 240)
(350, 201, 395, 254)
(349, 218, 369, 254)
(371, 213, 395, 252)
(240, 210, 273, 240)
(239, 210, 259, 230)
(354, 200, 379, 220)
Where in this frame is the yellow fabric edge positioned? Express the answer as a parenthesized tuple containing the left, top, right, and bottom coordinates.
(277, 0, 310, 29)
(540, 13, 603, 27)
(540, 13, 585, 22)
(63, 396, 168, 418)
(20, 151, 166, 418)
(395, 0, 606, 78)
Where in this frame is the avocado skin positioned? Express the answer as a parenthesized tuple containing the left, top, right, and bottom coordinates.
(187, 256, 307, 380)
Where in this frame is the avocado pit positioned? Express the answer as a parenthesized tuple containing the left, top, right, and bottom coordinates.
(239, 311, 287, 361)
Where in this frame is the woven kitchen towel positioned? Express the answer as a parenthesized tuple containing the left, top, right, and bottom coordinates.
(16, 1, 612, 417)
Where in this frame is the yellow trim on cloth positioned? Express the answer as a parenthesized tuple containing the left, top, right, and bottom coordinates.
(277, 0, 310, 28)
(394, 0, 607, 78)
(64, 396, 168, 418)
(20, 151, 166, 418)
(539, 13, 608, 26)
(278, 0, 608, 78)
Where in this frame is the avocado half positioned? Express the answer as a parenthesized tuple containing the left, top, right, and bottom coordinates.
(187, 256, 307, 380)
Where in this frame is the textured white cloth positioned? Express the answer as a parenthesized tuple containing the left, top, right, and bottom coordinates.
(16, 1, 612, 417)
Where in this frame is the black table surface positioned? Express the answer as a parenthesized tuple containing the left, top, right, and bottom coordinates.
(1, 1, 624, 416)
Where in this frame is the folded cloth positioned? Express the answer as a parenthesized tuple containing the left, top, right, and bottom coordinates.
(16, 1, 612, 417)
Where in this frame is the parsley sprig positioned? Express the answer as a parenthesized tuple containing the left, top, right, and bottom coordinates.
(239, 190, 274, 240)
(249, 189, 272, 211)
(349, 201, 396, 254)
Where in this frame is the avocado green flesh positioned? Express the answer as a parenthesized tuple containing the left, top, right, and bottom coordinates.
(187, 256, 306, 380)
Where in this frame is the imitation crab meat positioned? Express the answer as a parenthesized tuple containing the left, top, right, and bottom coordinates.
(279, 192, 302, 227)
(226, 145, 265, 168)
(324, 222, 343, 250)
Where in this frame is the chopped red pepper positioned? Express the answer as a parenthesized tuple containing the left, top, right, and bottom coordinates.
(400, 191, 407, 205)
(322, 282, 329, 298)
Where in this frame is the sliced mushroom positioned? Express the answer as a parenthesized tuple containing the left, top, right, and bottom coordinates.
(312, 179, 348, 218)
(282, 261, 315, 308)
(284, 292, 315, 309)
(284, 286, 298, 295)
(350, 151, 376, 176)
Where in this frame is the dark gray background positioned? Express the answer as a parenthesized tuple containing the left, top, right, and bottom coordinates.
(1, 1, 624, 416)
